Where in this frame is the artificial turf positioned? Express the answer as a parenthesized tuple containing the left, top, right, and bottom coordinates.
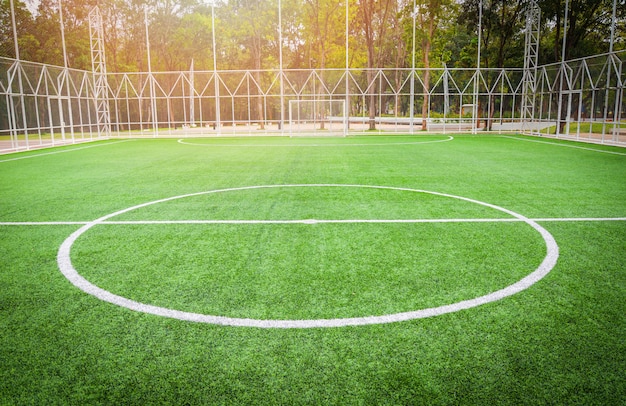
(0, 134, 624, 404)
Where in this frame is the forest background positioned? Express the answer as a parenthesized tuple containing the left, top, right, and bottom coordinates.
(1, 0, 624, 75)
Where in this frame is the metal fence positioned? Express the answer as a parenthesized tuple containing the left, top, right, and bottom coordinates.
(1, 50, 624, 151)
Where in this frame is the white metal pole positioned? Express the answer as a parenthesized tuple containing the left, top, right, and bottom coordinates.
(443, 64, 449, 133)
(604, 0, 618, 139)
(346, 0, 349, 75)
(145, 8, 158, 136)
(59, 0, 75, 142)
(556, 0, 569, 138)
(473, 0, 482, 134)
(190, 59, 194, 126)
(410, 0, 416, 134)
(9, 0, 27, 149)
(560, 0, 569, 81)
(278, 0, 285, 133)
(609, 0, 616, 54)
(212, 3, 220, 134)
(10, 0, 20, 60)
(59, 0, 68, 69)
(345, 0, 349, 135)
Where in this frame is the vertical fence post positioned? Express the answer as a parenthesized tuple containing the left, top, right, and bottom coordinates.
(278, 0, 285, 134)
(556, 0, 570, 138)
(212, 3, 220, 135)
(145, 8, 158, 137)
(410, 0, 416, 134)
(345, 0, 350, 135)
(9, 0, 28, 149)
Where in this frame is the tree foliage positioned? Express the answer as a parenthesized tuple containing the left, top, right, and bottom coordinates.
(1, 0, 623, 73)
(539, 0, 625, 62)
(301, 0, 347, 69)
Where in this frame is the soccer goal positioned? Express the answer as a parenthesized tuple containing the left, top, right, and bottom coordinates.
(288, 99, 347, 136)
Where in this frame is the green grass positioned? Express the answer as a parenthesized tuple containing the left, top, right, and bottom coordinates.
(71, 222, 541, 319)
(1, 134, 625, 404)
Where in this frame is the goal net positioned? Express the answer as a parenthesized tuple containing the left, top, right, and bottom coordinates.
(288, 99, 347, 136)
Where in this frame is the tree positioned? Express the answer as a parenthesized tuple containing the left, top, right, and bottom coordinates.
(302, 0, 346, 69)
(537, 0, 625, 130)
(28, 0, 62, 66)
(100, 0, 149, 73)
(27, 0, 95, 69)
(539, 0, 625, 62)
(413, 0, 456, 130)
(220, 0, 279, 128)
(148, 0, 198, 71)
(0, 0, 38, 60)
(356, 0, 398, 130)
(458, 0, 528, 130)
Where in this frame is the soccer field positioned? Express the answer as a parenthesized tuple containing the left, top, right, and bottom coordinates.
(1, 134, 625, 404)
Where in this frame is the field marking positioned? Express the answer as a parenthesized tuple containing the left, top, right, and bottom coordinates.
(97, 218, 522, 224)
(0, 140, 134, 163)
(501, 135, 626, 156)
(3, 217, 625, 227)
(56, 184, 560, 328)
(0, 221, 91, 226)
(103, 217, 626, 224)
(532, 217, 626, 222)
(177, 136, 453, 147)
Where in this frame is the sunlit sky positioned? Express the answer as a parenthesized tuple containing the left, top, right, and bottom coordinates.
(25, 0, 39, 14)
(23, 0, 221, 15)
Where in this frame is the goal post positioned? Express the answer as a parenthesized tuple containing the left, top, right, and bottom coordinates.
(288, 99, 347, 136)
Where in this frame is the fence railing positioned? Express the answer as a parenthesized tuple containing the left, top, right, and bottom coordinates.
(1, 50, 624, 151)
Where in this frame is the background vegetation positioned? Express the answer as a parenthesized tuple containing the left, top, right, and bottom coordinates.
(1, 0, 624, 73)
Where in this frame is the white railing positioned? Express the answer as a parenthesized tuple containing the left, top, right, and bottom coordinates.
(1, 50, 624, 151)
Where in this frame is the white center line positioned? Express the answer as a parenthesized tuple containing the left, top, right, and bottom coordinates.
(2, 217, 625, 226)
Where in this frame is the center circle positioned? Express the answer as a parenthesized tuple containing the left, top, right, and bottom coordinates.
(57, 185, 559, 328)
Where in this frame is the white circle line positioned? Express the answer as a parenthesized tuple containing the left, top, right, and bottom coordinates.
(176, 136, 454, 147)
(56, 184, 559, 328)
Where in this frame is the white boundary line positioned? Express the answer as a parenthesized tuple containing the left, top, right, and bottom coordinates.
(0, 221, 91, 226)
(500, 135, 626, 156)
(55, 184, 561, 328)
(177, 136, 454, 147)
(0, 140, 134, 163)
(532, 217, 626, 222)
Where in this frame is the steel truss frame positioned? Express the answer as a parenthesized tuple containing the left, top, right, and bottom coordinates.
(1, 51, 624, 150)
